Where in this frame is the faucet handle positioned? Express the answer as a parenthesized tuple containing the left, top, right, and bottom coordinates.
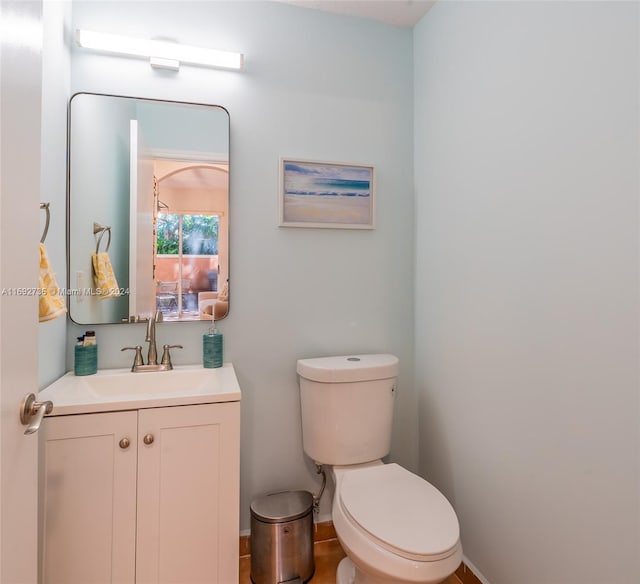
(121, 345, 144, 370)
(161, 344, 183, 369)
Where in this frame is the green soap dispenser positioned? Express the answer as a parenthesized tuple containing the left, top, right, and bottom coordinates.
(203, 321, 223, 368)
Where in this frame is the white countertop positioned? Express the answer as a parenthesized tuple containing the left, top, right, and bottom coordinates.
(39, 363, 241, 416)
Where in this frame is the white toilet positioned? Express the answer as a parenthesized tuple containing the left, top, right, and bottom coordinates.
(297, 354, 462, 584)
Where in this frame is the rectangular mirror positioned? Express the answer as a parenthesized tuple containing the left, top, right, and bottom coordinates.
(68, 93, 229, 324)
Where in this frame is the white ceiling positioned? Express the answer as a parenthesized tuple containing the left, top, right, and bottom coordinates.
(281, 0, 436, 28)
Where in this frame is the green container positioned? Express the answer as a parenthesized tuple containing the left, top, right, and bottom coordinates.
(203, 333, 223, 368)
(74, 344, 97, 376)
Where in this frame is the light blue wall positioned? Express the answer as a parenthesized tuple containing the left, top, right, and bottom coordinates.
(68, 94, 132, 323)
(63, 0, 416, 530)
(38, 0, 71, 389)
(414, 2, 639, 583)
(136, 101, 229, 156)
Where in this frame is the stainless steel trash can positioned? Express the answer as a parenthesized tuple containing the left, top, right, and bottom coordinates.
(250, 490, 315, 584)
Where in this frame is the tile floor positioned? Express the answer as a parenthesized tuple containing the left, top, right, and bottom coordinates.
(239, 539, 462, 584)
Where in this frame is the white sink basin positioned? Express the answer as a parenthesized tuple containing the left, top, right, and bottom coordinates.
(39, 364, 241, 415)
(80, 367, 220, 395)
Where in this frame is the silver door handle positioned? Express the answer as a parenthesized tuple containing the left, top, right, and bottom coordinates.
(20, 393, 53, 435)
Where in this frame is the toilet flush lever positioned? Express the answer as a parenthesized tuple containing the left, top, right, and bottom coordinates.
(20, 393, 53, 435)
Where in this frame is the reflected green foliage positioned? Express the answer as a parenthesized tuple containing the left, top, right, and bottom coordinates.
(157, 213, 219, 255)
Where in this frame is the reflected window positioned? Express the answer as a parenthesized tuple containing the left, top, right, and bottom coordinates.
(155, 212, 220, 318)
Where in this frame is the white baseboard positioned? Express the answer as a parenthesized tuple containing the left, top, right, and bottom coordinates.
(315, 511, 332, 524)
(462, 555, 492, 584)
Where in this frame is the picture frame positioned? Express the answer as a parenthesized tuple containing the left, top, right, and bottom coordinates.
(279, 158, 375, 229)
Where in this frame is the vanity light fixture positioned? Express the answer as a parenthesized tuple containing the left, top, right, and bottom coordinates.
(75, 29, 244, 71)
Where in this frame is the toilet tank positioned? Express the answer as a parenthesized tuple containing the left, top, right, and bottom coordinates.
(297, 354, 399, 466)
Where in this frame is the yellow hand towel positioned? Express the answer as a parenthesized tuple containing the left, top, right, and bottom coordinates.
(39, 243, 67, 322)
(92, 252, 121, 299)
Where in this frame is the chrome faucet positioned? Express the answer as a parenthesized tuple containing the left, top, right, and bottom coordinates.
(121, 311, 183, 372)
(146, 310, 160, 365)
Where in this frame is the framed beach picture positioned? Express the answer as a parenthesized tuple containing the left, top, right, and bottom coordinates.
(279, 159, 375, 229)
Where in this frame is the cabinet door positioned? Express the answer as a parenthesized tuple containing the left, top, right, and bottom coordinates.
(136, 403, 240, 584)
(42, 411, 138, 584)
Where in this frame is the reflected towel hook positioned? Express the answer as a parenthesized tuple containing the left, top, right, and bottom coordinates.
(40, 203, 50, 244)
(93, 222, 112, 254)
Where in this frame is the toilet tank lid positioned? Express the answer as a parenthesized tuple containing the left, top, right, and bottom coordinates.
(297, 354, 398, 383)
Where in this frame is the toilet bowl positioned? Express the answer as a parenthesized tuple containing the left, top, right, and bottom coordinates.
(297, 355, 462, 584)
(331, 463, 461, 584)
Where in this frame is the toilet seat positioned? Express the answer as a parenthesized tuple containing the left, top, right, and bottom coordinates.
(338, 463, 460, 562)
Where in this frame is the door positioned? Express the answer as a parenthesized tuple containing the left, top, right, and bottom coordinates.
(42, 412, 138, 584)
(129, 120, 156, 318)
(136, 403, 240, 584)
(0, 1, 43, 582)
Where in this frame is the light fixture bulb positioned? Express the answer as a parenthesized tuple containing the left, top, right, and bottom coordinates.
(76, 29, 244, 70)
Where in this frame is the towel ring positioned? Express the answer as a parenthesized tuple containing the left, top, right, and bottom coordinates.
(40, 203, 50, 244)
(93, 222, 112, 254)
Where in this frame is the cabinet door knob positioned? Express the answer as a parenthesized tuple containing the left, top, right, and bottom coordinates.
(119, 437, 130, 449)
(143, 433, 154, 445)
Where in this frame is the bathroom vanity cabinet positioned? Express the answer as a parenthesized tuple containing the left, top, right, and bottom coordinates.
(41, 401, 240, 584)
